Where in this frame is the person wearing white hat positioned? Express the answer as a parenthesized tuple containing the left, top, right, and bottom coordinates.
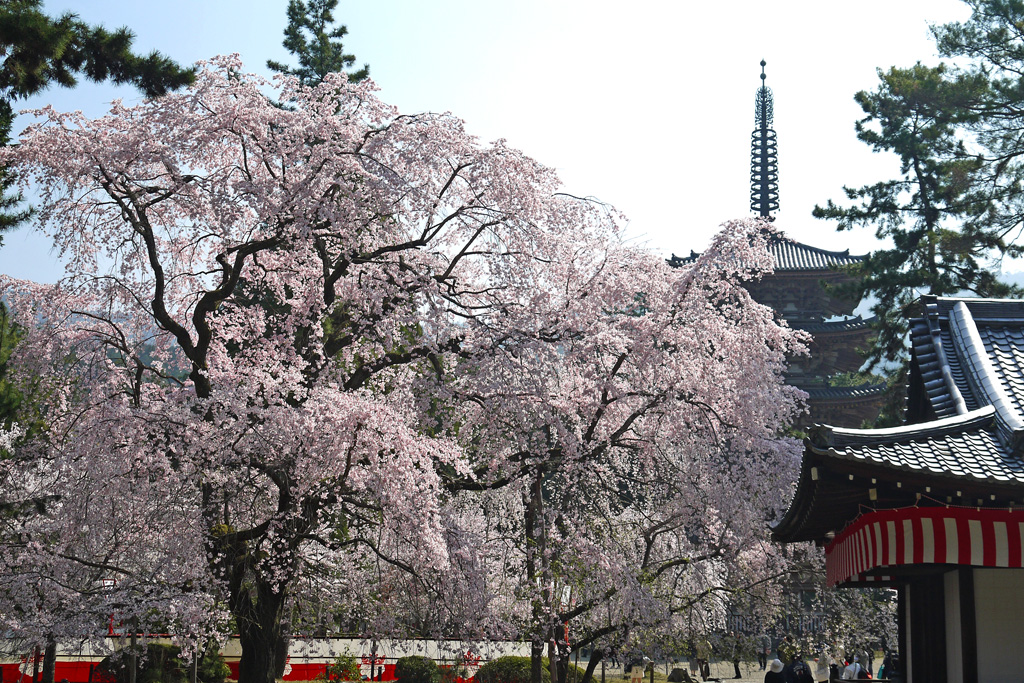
(764, 659, 785, 682)
(841, 655, 864, 680)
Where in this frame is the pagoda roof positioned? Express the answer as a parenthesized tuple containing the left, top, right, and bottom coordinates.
(669, 231, 866, 272)
(765, 235, 865, 271)
(774, 296, 1024, 544)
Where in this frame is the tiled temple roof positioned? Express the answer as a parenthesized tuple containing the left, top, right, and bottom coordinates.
(910, 297, 1024, 439)
(774, 297, 1024, 544)
(766, 236, 864, 271)
(810, 407, 1024, 485)
(669, 233, 865, 272)
(909, 316, 974, 419)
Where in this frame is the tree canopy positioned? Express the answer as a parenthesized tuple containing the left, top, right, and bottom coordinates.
(0, 0, 194, 240)
(0, 57, 804, 683)
(815, 0, 1024, 371)
(814, 62, 1019, 369)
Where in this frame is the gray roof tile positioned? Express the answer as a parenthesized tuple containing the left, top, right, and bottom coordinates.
(977, 324, 1024, 417)
(827, 411, 1024, 486)
(766, 236, 865, 271)
(668, 232, 866, 272)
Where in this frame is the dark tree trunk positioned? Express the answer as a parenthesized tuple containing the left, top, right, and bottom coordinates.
(582, 650, 603, 683)
(525, 467, 547, 683)
(41, 639, 56, 683)
(235, 577, 289, 683)
(129, 619, 138, 683)
(530, 640, 545, 683)
(551, 645, 567, 683)
(208, 490, 301, 683)
(274, 634, 290, 679)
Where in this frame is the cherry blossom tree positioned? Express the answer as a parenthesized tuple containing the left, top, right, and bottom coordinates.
(0, 54, 806, 683)
(419, 222, 807, 683)
(0, 55, 606, 683)
(272, 219, 808, 683)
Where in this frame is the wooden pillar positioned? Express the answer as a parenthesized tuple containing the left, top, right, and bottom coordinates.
(908, 573, 947, 683)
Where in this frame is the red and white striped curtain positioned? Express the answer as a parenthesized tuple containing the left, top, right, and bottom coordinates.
(824, 506, 1024, 586)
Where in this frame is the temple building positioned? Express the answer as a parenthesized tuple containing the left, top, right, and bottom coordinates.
(773, 296, 1024, 683)
(671, 61, 885, 428)
(747, 237, 884, 428)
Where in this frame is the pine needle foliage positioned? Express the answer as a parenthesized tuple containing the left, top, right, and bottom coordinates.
(0, 0, 194, 243)
(267, 0, 369, 86)
(814, 62, 1021, 371)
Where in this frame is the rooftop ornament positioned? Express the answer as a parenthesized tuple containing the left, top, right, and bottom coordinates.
(750, 59, 779, 219)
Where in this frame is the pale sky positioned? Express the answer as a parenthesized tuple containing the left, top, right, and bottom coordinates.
(1, 0, 975, 283)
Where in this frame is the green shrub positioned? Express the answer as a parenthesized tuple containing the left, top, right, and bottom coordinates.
(320, 654, 361, 683)
(97, 644, 180, 683)
(194, 647, 230, 683)
(395, 656, 440, 683)
(476, 657, 551, 683)
(559, 661, 587, 683)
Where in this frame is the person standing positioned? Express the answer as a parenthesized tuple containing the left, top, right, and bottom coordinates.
(764, 659, 785, 683)
(695, 638, 712, 681)
(879, 652, 901, 683)
(811, 654, 831, 683)
(790, 656, 814, 683)
(840, 655, 864, 680)
(687, 641, 699, 681)
(757, 633, 770, 671)
(625, 655, 638, 683)
(728, 632, 743, 680)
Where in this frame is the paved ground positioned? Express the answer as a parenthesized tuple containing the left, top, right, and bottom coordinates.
(594, 660, 779, 683)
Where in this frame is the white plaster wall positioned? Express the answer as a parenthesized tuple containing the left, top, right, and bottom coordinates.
(945, 571, 963, 683)
(974, 568, 1024, 683)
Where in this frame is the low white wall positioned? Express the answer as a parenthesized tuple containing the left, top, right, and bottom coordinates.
(974, 568, 1024, 683)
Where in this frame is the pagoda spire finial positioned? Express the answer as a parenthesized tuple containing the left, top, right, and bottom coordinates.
(750, 59, 779, 220)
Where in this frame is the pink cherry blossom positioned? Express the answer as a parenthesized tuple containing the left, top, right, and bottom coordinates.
(0, 57, 806, 683)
